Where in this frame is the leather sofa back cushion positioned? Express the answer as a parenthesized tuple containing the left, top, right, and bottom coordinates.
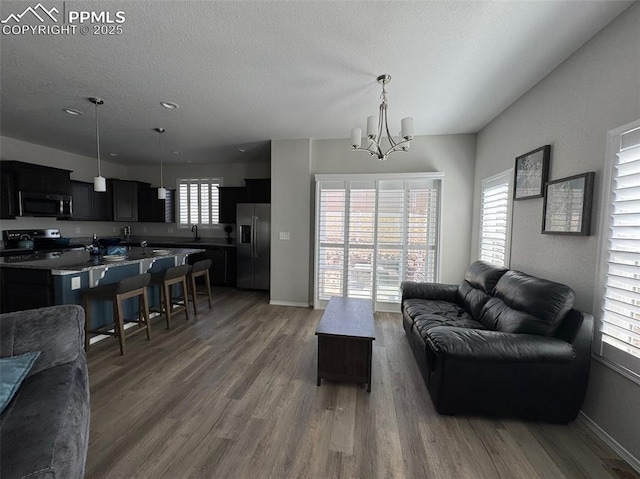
(456, 261, 508, 318)
(478, 270, 575, 336)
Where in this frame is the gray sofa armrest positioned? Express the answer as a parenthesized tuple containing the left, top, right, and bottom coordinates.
(401, 281, 458, 302)
(0, 304, 85, 378)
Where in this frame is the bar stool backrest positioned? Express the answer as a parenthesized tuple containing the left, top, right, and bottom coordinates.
(163, 265, 191, 280)
(191, 259, 212, 273)
(116, 273, 151, 294)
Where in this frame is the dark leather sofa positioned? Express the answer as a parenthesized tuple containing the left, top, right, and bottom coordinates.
(401, 261, 592, 423)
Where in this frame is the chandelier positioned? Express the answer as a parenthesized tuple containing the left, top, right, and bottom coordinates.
(350, 74, 413, 161)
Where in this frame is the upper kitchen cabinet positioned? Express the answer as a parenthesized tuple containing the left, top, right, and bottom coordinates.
(244, 178, 270, 203)
(138, 183, 175, 223)
(108, 179, 138, 222)
(218, 186, 246, 224)
(70, 180, 110, 221)
(0, 167, 17, 219)
(0, 161, 71, 195)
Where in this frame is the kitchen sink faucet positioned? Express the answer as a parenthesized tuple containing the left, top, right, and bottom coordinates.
(191, 225, 201, 240)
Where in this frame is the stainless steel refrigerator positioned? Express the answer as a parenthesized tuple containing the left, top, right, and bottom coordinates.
(236, 203, 270, 290)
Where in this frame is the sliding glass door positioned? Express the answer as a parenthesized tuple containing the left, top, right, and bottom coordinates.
(315, 173, 443, 311)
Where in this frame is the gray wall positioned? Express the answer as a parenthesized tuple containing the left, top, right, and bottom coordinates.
(471, 3, 640, 462)
(270, 139, 311, 306)
(269, 134, 477, 306)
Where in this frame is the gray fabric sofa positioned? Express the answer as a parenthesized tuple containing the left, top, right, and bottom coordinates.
(0, 305, 90, 479)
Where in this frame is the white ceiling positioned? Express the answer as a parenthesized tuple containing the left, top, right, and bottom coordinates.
(0, 1, 633, 165)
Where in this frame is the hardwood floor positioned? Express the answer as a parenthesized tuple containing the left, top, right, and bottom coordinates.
(86, 288, 637, 479)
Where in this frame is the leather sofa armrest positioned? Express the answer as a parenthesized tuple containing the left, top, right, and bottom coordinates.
(401, 281, 458, 302)
(426, 326, 576, 363)
(0, 304, 85, 378)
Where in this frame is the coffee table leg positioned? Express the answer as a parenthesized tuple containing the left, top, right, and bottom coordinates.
(367, 340, 372, 393)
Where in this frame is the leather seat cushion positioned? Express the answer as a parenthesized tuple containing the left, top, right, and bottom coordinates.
(403, 299, 468, 322)
(414, 314, 485, 341)
(426, 326, 576, 363)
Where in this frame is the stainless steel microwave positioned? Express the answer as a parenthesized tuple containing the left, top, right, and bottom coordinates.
(18, 191, 73, 218)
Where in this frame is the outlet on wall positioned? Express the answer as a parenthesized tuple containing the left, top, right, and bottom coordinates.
(279, 232, 291, 240)
(112, 227, 117, 233)
(168, 227, 174, 233)
(143, 227, 147, 233)
(71, 277, 81, 290)
(75, 227, 81, 234)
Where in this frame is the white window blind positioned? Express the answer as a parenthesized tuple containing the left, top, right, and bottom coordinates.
(598, 122, 640, 377)
(479, 170, 512, 267)
(315, 174, 442, 311)
(178, 178, 220, 228)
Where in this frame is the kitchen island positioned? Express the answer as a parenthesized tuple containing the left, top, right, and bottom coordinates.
(0, 247, 204, 317)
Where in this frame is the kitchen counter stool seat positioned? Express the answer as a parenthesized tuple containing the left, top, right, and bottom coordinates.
(84, 272, 152, 355)
(188, 259, 212, 315)
(149, 265, 190, 329)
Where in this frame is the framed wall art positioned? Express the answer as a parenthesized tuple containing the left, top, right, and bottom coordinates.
(542, 172, 595, 235)
(513, 145, 550, 200)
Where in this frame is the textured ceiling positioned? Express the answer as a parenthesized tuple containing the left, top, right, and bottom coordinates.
(0, 1, 633, 165)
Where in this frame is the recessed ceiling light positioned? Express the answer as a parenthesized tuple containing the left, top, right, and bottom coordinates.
(238, 148, 247, 153)
(172, 150, 182, 155)
(160, 101, 179, 109)
(109, 153, 119, 157)
(64, 108, 83, 116)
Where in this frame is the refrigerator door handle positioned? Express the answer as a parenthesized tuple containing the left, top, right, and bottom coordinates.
(253, 216, 258, 258)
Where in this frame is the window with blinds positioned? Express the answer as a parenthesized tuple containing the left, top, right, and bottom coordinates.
(315, 173, 442, 311)
(479, 170, 512, 267)
(598, 121, 640, 377)
(177, 178, 221, 228)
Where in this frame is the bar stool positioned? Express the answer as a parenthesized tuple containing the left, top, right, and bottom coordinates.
(149, 265, 190, 329)
(84, 273, 151, 355)
(188, 259, 212, 315)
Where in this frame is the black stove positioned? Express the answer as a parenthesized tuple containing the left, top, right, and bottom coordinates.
(2, 229, 86, 256)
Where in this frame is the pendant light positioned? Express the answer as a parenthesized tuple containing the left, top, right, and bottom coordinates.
(89, 97, 106, 191)
(155, 127, 166, 199)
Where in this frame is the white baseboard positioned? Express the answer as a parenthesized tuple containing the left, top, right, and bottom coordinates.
(269, 300, 311, 308)
(578, 411, 640, 474)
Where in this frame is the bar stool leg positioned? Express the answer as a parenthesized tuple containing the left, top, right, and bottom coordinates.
(190, 274, 198, 315)
(204, 272, 212, 310)
(83, 295, 92, 352)
(181, 277, 190, 321)
(141, 288, 151, 341)
(163, 283, 172, 329)
(114, 297, 126, 355)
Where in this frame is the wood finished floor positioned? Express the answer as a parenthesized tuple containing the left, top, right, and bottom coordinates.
(86, 288, 638, 479)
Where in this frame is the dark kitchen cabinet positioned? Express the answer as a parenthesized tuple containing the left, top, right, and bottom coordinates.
(244, 179, 270, 203)
(218, 186, 246, 224)
(0, 161, 71, 195)
(0, 267, 53, 313)
(70, 180, 110, 221)
(138, 183, 175, 223)
(0, 167, 17, 219)
(188, 246, 236, 287)
(108, 179, 138, 222)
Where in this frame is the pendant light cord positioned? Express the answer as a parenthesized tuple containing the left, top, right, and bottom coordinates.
(158, 130, 163, 188)
(95, 101, 101, 177)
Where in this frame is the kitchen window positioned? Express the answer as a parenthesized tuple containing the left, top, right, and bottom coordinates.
(177, 178, 221, 228)
(595, 119, 640, 380)
(314, 173, 443, 312)
(479, 170, 513, 267)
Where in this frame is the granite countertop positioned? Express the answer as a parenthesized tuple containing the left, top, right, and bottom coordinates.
(0, 247, 205, 272)
(120, 237, 236, 248)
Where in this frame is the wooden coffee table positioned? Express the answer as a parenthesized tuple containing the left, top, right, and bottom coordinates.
(315, 297, 376, 392)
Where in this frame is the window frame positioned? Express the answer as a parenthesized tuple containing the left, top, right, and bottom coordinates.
(176, 177, 222, 229)
(479, 169, 513, 268)
(594, 118, 640, 383)
(314, 172, 444, 312)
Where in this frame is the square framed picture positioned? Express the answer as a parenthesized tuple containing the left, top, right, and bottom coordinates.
(514, 145, 550, 200)
(542, 172, 595, 235)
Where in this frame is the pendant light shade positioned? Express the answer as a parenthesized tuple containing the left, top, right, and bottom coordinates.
(155, 128, 166, 199)
(89, 97, 106, 191)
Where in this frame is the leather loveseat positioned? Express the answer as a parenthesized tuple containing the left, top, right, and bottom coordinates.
(401, 261, 592, 423)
